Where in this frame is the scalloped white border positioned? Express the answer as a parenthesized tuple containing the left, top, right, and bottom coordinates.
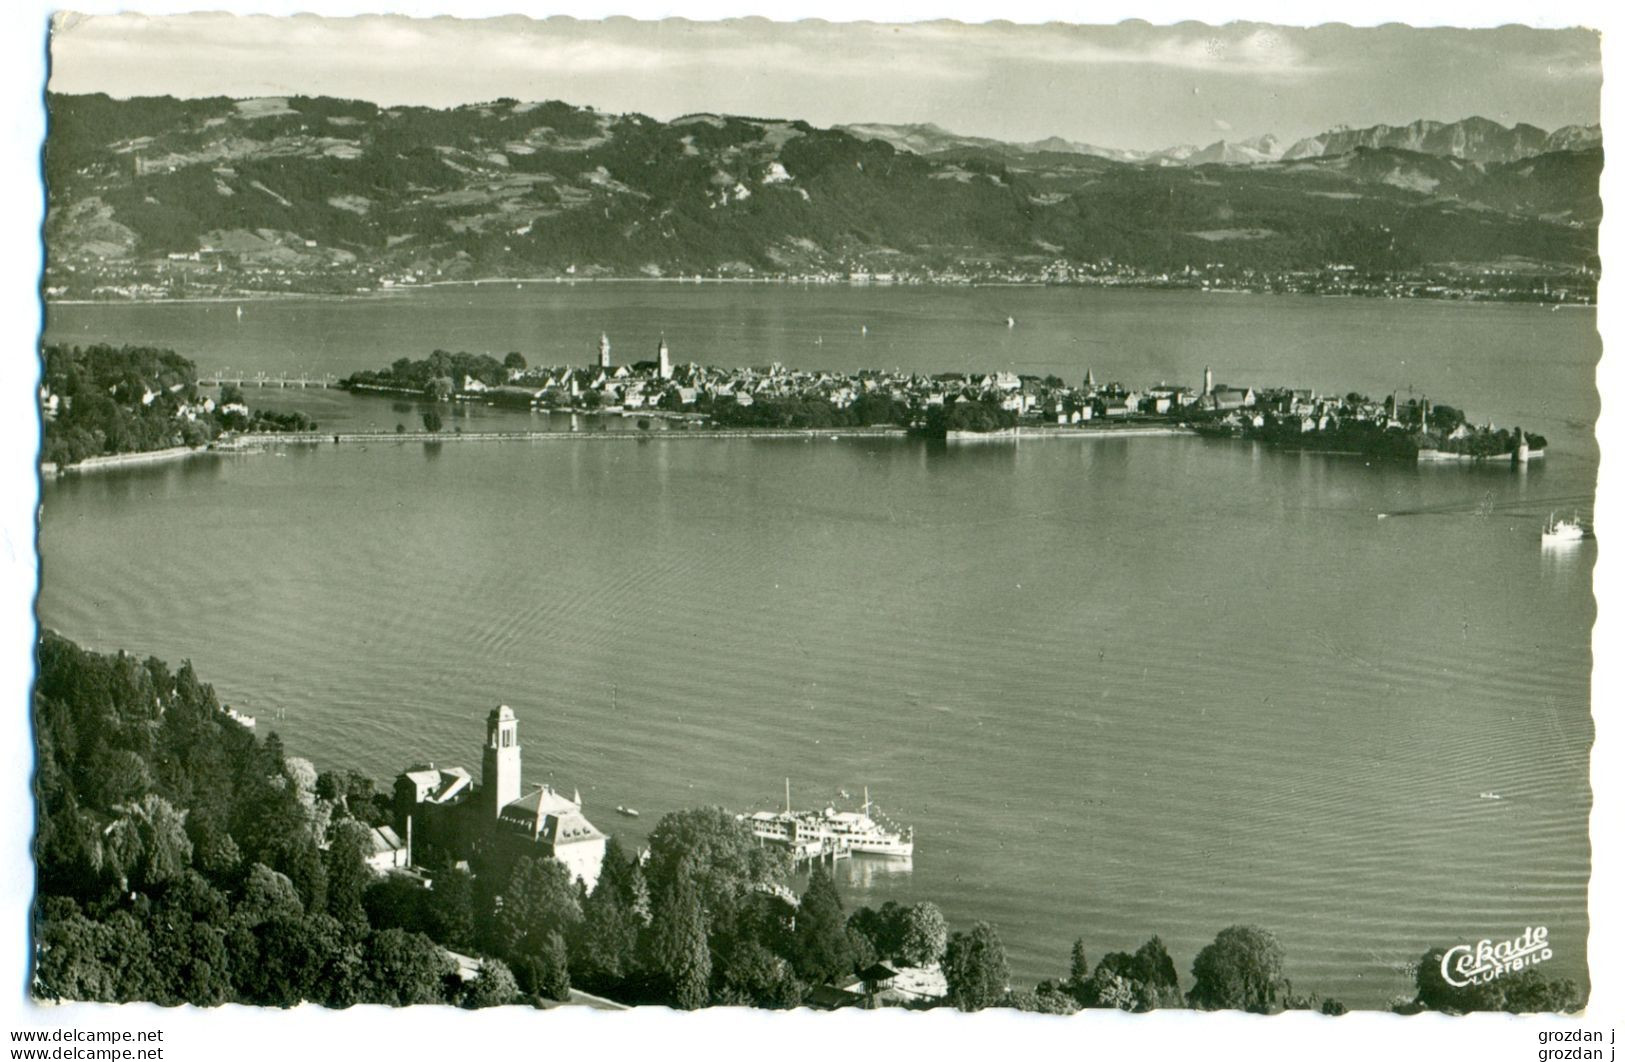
(3, 5, 1617, 1058)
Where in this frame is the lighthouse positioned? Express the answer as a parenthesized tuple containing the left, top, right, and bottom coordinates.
(657, 335, 672, 381)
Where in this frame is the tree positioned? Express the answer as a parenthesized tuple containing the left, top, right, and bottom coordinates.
(361, 927, 454, 1006)
(942, 921, 1009, 1012)
(1010, 984, 1079, 1014)
(535, 930, 572, 1002)
(323, 819, 374, 927)
(644, 808, 787, 932)
(792, 864, 853, 984)
(645, 859, 711, 1009)
(233, 913, 356, 1007)
(1065, 937, 1089, 999)
(573, 872, 639, 985)
(461, 958, 519, 1009)
(105, 793, 192, 890)
(269, 832, 327, 916)
(715, 939, 802, 1008)
(1128, 936, 1183, 1010)
(427, 866, 477, 952)
(1188, 925, 1286, 1013)
(33, 901, 120, 1002)
(897, 902, 948, 967)
(503, 351, 528, 371)
(236, 863, 304, 926)
(185, 809, 242, 881)
(421, 408, 444, 433)
(363, 874, 430, 936)
(493, 857, 583, 962)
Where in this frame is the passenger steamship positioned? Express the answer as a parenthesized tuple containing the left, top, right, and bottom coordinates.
(743, 782, 915, 859)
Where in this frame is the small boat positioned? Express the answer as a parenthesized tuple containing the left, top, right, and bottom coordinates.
(1479, 791, 1503, 801)
(615, 805, 640, 818)
(1006, 316, 1016, 328)
(1541, 512, 1585, 544)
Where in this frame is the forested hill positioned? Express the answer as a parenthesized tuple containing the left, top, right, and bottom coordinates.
(45, 93, 1600, 293)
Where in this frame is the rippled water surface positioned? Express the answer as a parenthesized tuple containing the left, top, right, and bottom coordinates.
(41, 287, 1598, 1007)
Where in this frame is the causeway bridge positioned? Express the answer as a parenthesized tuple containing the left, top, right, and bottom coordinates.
(197, 372, 338, 389)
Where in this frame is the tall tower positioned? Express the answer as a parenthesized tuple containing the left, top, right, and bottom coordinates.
(483, 705, 522, 818)
(657, 334, 672, 381)
(598, 332, 612, 370)
(1084, 366, 1096, 390)
(1203, 366, 1213, 397)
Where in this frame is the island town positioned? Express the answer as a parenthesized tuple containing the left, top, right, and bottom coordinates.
(334, 333, 1546, 462)
(38, 336, 1548, 481)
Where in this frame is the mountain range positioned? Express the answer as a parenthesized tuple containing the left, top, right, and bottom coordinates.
(44, 94, 1601, 289)
(838, 116, 1602, 168)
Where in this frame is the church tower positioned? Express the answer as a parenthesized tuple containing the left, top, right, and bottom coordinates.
(657, 334, 672, 381)
(1203, 366, 1213, 397)
(598, 332, 612, 370)
(483, 704, 522, 818)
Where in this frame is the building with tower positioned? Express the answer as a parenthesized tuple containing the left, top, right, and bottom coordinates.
(1203, 366, 1213, 397)
(394, 705, 607, 890)
(598, 332, 612, 370)
(483, 705, 522, 816)
(657, 335, 672, 381)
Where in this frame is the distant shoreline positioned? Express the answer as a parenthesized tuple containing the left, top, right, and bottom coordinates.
(44, 277, 1597, 309)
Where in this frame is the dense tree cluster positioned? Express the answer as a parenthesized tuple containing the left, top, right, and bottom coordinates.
(1197, 401, 1548, 462)
(920, 397, 1021, 436)
(31, 632, 479, 1008)
(341, 350, 509, 396)
(701, 392, 909, 430)
(41, 344, 316, 467)
(1400, 945, 1583, 1015)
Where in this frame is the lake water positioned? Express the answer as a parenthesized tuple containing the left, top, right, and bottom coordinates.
(39, 285, 1598, 1007)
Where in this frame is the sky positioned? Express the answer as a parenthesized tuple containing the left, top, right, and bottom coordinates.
(46, 14, 1602, 152)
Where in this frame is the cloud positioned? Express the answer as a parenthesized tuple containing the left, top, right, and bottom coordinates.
(1212, 118, 1232, 131)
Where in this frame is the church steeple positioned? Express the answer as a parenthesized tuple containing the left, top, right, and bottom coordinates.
(483, 705, 521, 817)
(657, 334, 672, 381)
(597, 332, 612, 369)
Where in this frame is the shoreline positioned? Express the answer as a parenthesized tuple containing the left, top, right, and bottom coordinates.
(44, 422, 1207, 476)
(217, 423, 1202, 448)
(41, 444, 211, 478)
(44, 277, 1597, 309)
